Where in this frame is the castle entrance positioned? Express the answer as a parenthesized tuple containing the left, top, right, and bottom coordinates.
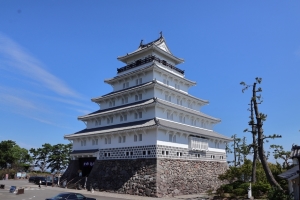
(78, 157, 96, 177)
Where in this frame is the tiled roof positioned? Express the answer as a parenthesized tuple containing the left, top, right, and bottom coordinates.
(92, 81, 154, 101)
(78, 98, 155, 120)
(65, 117, 230, 141)
(156, 99, 219, 122)
(70, 149, 99, 154)
(92, 80, 208, 104)
(278, 165, 298, 179)
(64, 119, 157, 139)
(291, 145, 300, 158)
(156, 118, 231, 141)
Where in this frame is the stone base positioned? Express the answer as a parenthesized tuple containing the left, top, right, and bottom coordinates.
(65, 158, 227, 198)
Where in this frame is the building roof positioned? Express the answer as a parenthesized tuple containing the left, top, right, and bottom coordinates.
(105, 63, 196, 85)
(65, 117, 230, 141)
(156, 118, 231, 141)
(70, 149, 99, 154)
(78, 98, 155, 120)
(290, 145, 300, 158)
(79, 97, 218, 122)
(64, 119, 157, 139)
(156, 98, 220, 122)
(117, 34, 184, 65)
(278, 165, 299, 179)
(92, 80, 208, 104)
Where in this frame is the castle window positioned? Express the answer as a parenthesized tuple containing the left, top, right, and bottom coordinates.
(163, 79, 169, 86)
(123, 82, 129, 89)
(167, 112, 173, 120)
(143, 151, 146, 155)
(130, 151, 133, 155)
(134, 112, 142, 119)
(148, 150, 151, 155)
(136, 78, 142, 85)
(107, 117, 113, 124)
(122, 97, 128, 104)
(134, 135, 137, 142)
(139, 134, 142, 141)
(166, 151, 169, 155)
(175, 83, 180, 90)
(169, 134, 176, 142)
(211, 155, 215, 159)
(126, 152, 129, 156)
(176, 152, 182, 157)
(120, 115, 127, 122)
(92, 139, 98, 145)
(135, 94, 142, 101)
(81, 140, 86, 146)
(105, 137, 111, 144)
(162, 151, 165, 155)
(109, 100, 115, 107)
(95, 119, 101, 126)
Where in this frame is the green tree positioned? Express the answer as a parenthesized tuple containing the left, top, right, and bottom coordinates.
(47, 143, 72, 174)
(240, 77, 282, 190)
(0, 140, 32, 171)
(270, 145, 291, 169)
(29, 143, 52, 172)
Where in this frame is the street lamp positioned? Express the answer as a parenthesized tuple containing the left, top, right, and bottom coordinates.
(291, 145, 300, 200)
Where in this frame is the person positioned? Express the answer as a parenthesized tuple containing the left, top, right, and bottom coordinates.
(38, 179, 41, 188)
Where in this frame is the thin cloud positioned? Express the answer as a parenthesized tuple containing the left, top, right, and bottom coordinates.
(0, 33, 81, 98)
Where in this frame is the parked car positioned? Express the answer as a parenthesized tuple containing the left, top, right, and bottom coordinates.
(45, 192, 96, 200)
(28, 176, 36, 183)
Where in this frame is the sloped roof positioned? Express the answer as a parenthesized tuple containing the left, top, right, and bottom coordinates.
(70, 149, 99, 154)
(278, 165, 298, 179)
(92, 80, 208, 104)
(117, 34, 184, 64)
(79, 98, 155, 120)
(156, 118, 231, 141)
(156, 98, 220, 122)
(64, 119, 158, 139)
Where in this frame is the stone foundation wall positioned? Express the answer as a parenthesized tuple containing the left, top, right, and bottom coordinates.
(87, 159, 158, 197)
(61, 160, 79, 181)
(156, 159, 228, 197)
(63, 158, 228, 198)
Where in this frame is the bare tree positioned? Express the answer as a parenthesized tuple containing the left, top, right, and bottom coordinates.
(240, 77, 282, 189)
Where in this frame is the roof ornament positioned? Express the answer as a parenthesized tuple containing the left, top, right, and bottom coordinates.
(159, 31, 163, 40)
(139, 39, 143, 47)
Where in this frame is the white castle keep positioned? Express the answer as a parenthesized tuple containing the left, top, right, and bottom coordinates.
(63, 34, 231, 197)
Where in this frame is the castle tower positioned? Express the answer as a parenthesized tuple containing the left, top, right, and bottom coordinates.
(63, 34, 231, 197)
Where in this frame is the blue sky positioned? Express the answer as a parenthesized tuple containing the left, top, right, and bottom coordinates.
(0, 1, 299, 162)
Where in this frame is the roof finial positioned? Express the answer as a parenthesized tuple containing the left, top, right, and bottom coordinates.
(139, 39, 143, 47)
(159, 31, 163, 38)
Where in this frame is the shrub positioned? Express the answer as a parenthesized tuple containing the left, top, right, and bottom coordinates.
(252, 182, 271, 198)
(233, 188, 246, 196)
(222, 184, 233, 193)
(238, 182, 250, 193)
(267, 186, 293, 200)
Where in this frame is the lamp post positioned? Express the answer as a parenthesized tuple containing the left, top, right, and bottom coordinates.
(291, 145, 300, 200)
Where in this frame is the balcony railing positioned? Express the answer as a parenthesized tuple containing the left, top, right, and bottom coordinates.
(117, 55, 184, 75)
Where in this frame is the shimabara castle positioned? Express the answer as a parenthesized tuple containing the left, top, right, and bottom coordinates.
(62, 33, 231, 197)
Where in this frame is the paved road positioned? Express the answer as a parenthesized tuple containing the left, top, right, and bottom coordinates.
(0, 179, 209, 200)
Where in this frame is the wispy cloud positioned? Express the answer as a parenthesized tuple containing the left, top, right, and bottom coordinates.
(0, 33, 90, 127)
(0, 33, 81, 98)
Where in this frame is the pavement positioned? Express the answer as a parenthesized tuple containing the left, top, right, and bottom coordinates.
(0, 179, 211, 200)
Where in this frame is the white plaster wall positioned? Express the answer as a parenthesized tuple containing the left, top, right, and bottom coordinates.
(86, 107, 155, 129)
(113, 69, 153, 91)
(156, 129, 188, 148)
